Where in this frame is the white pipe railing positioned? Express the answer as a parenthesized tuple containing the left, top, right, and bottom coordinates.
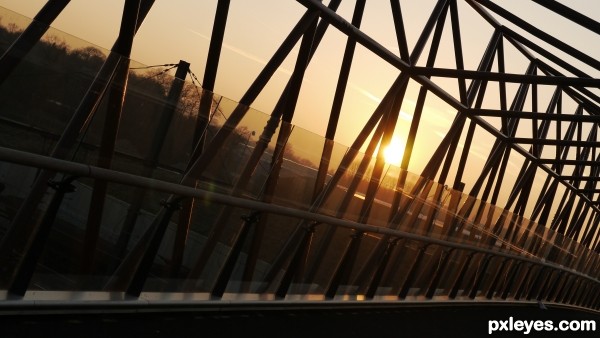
(0, 145, 598, 286)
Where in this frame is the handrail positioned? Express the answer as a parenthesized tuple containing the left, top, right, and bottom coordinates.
(0, 145, 598, 286)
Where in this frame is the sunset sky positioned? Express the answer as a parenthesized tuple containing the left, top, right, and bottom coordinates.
(0, 0, 598, 207)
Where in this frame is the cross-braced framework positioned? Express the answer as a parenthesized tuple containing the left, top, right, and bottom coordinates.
(0, 0, 599, 310)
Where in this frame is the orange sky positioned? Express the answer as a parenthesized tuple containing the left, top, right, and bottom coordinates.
(0, 0, 599, 212)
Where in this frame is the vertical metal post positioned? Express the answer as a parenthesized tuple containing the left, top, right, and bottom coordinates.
(188, 0, 230, 163)
(514, 264, 535, 300)
(448, 252, 474, 299)
(535, 269, 554, 301)
(580, 199, 600, 248)
(468, 255, 492, 299)
(210, 212, 259, 298)
(545, 271, 564, 302)
(436, 0, 469, 184)
(575, 281, 589, 306)
(352, 74, 408, 223)
(113, 60, 190, 263)
(274, 224, 315, 298)
(425, 249, 452, 299)
(500, 261, 523, 299)
(580, 284, 592, 308)
(485, 258, 509, 299)
(378, 243, 410, 291)
(399, 0, 451, 173)
(556, 274, 574, 304)
(587, 285, 600, 308)
(81, 0, 143, 275)
(313, 0, 365, 198)
(365, 238, 400, 299)
(566, 278, 581, 305)
(449, 0, 467, 103)
(324, 230, 364, 299)
(398, 244, 429, 299)
(7, 176, 76, 295)
(525, 266, 547, 301)
(389, 0, 410, 62)
(176, 0, 231, 270)
(161, 61, 191, 276)
(124, 197, 184, 297)
(587, 254, 600, 276)
(489, 64, 537, 210)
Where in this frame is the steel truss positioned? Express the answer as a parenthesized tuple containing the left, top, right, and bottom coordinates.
(0, 0, 598, 310)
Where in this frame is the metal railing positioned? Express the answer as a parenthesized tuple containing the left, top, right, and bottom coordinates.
(0, 146, 598, 311)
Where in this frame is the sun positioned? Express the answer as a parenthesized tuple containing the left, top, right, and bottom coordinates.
(383, 136, 405, 166)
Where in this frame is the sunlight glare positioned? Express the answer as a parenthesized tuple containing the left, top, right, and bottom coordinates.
(383, 136, 405, 166)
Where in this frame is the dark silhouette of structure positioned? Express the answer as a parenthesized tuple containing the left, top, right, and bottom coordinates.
(0, 0, 598, 330)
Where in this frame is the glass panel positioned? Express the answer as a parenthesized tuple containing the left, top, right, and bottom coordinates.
(0, 6, 597, 306)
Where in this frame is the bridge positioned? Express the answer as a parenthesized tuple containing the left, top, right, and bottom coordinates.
(0, 0, 598, 336)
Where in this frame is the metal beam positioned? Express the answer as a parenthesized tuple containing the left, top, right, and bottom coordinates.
(508, 138, 600, 147)
(530, 0, 600, 34)
(471, 0, 600, 71)
(410, 66, 600, 87)
(472, 109, 600, 122)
